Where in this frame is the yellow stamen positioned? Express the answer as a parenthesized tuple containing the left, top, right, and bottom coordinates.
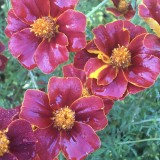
(0, 131, 10, 157)
(117, 0, 129, 13)
(30, 17, 57, 40)
(82, 88, 90, 97)
(53, 107, 75, 130)
(110, 45, 131, 68)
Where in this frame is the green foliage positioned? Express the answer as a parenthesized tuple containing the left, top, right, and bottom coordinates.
(0, 0, 160, 159)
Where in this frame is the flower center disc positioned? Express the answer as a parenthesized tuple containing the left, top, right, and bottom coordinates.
(53, 107, 75, 130)
(117, 0, 129, 13)
(110, 45, 131, 68)
(30, 17, 57, 39)
(0, 131, 10, 157)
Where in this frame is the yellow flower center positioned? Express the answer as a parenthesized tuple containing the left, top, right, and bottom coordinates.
(0, 131, 10, 157)
(110, 45, 131, 68)
(30, 17, 57, 40)
(53, 107, 75, 130)
(117, 0, 129, 13)
(82, 88, 90, 97)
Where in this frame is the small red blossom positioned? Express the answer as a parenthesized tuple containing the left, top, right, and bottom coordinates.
(139, 0, 160, 37)
(0, 107, 37, 160)
(74, 20, 160, 100)
(0, 41, 8, 71)
(106, 0, 135, 20)
(5, 0, 86, 74)
(20, 77, 108, 160)
(63, 64, 114, 114)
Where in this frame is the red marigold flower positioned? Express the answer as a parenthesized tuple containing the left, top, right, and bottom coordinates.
(106, 0, 135, 20)
(5, 0, 86, 74)
(139, 0, 160, 37)
(0, 107, 37, 160)
(20, 77, 108, 160)
(0, 41, 8, 71)
(74, 20, 160, 100)
(63, 64, 114, 114)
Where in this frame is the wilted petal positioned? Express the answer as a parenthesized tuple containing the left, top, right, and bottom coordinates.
(20, 89, 53, 128)
(61, 122, 100, 160)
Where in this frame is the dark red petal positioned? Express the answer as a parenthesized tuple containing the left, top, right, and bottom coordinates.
(20, 89, 53, 128)
(7, 120, 37, 160)
(11, 0, 50, 24)
(57, 10, 86, 52)
(127, 83, 145, 94)
(74, 42, 96, 69)
(123, 21, 146, 41)
(48, 77, 82, 109)
(0, 54, 8, 71)
(50, 0, 79, 18)
(106, 7, 122, 17)
(0, 153, 18, 160)
(85, 58, 107, 79)
(8, 28, 41, 69)
(97, 65, 118, 85)
(91, 69, 128, 100)
(124, 8, 136, 20)
(123, 54, 160, 88)
(5, 9, 29, 38)
(71, 96, 108, 131)
(93, 21, 130, 55)
(35, 127, 60, 160)
(112, 0, 120, 7)
(35, 33, 68, 74)
(0, 41, 5, 53)
(143, 34, 160, 59)
(61, 122, 100, 160)
(0, 107, 19, 130)
(63, 64, 86, 84)
(103, 99, 114, 115)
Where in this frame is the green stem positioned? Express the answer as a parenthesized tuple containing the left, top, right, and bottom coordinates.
(86, 0, 109, 18)
(118, 138, 160, 145)
(29, 71, 38, 89)
(133, 118, 160, 125)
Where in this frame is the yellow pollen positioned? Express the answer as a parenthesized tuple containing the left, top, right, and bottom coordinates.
(117, 0, 129, 13)
(53, 107, 75, 130)
(82, 88, 90, 97)
(30, 17, 57, 39)
(0, 131, 10, 157)
(110, 45, 131, 68)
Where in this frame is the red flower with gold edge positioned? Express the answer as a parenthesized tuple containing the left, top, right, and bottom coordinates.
(20, 77, 108, 160)
(74, 20, 160, 100)
(0, 107, 37, 160)
(139, 0, 160, 38)
(0, 41, 8, 72)
(5, 0, 86, 74)
(106, 0, 135, 20)
(63, 64, 114, 115)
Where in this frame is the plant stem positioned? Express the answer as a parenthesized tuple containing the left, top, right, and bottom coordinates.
(59, 153, 64, 160)
(133, 118, 160, 125)
(86, 0, 109, 18)
(29, 71, 38, 89)
(118, 138, 160, 145)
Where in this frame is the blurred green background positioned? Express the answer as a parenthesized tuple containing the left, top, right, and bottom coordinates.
(0, 0, 160, 159)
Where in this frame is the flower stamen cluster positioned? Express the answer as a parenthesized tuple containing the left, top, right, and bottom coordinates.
(110, 45, 131, 68)
(117, 0, 129, 13)
(0, 130, 10, 157)
(30, 17, 57, 40)
(53, 107, 75, 130)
